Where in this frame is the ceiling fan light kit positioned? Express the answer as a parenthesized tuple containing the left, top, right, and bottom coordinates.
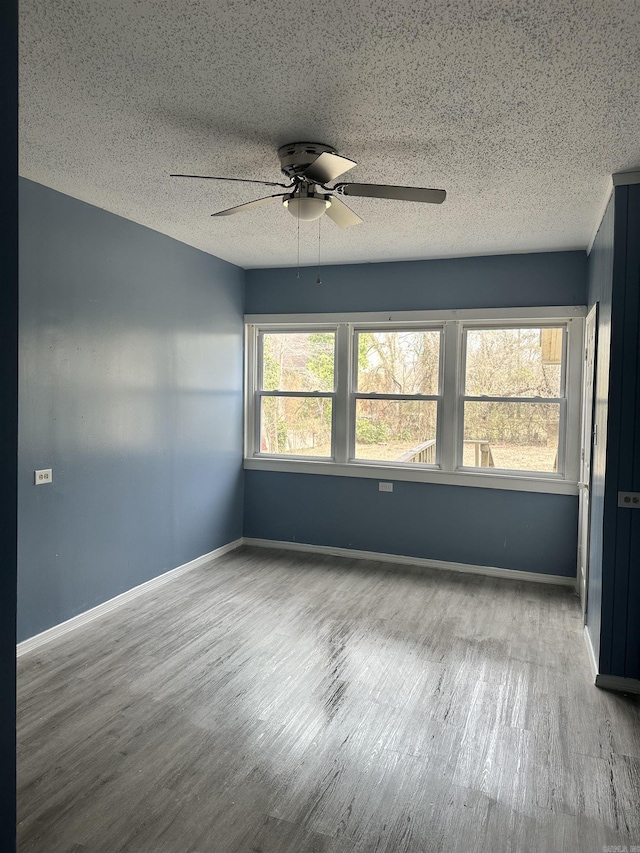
(171, 141, 446, 227)
(283, 193, 331, 221)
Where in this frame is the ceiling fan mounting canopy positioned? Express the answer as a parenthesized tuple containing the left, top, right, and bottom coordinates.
(277, 142, 338, 178)
(170, 141, 446, 228)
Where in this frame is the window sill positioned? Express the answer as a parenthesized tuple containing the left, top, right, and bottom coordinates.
(243, 457, 579, 495)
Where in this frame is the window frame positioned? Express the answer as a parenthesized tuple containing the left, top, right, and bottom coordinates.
(458, 323, 568, 477)
(351, 324, 444, 467)
(255, 327, 338, 460)
(245, 307, 586, 495)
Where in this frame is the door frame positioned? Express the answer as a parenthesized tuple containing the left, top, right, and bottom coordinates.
(578, 303, 598, 619)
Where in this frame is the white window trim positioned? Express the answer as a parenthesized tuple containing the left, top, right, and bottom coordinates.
(244, 306, 586, 496)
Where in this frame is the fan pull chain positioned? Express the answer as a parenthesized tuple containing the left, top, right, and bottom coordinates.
(296, 203, 300, 279)
(316, 216, 322, 284)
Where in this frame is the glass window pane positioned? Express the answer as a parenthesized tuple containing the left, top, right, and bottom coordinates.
(354, 400, 437, 463)
(262, 332, 335, 392)
(465, 328, 563, 397)
(463, 401, 560, 472)
(357, 331, 440, 395)
(260, 397, 332, 457)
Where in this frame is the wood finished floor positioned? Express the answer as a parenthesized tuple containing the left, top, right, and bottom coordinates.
(18, 546, 640, 853)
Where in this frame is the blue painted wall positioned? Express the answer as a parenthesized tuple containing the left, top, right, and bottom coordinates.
(246, 251, 587, 314)
(18, 179, 245, 642)
(596, 185, 640, 679)
(244, 252, 587, 576)
(585, 197, 615, 662)
(244, 471, 578, 576)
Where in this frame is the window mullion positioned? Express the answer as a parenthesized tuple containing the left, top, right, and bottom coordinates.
(353, 393, 440, 401)
(259, 390, 334, 398)
(440, 321, 460, 472)
(462, 395, 563, 404)
(246, 325, 258, 458)
(563, 317, 583, 481)
(334, 323, 350, 463)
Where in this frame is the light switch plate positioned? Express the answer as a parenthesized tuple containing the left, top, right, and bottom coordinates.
(35, 468, 52, 485)
(618, 491, 640, 508)
(379, 482, 393, 492)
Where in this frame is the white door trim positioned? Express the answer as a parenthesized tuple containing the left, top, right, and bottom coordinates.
(578, 304, 598, 618)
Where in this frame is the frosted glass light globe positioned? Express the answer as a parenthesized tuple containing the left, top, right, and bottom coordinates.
(284, 195, 331, 221)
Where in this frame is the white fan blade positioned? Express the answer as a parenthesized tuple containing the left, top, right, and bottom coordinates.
(303, 152, 357, 184)
(212, 194, 287, 216)
(172, 174, 289, 188)
(326, 197, 363, 228)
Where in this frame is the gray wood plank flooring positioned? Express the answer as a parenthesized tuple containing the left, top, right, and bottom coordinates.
(17, 546, 640, 853)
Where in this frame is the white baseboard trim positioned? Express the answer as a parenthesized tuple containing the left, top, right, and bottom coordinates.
(595, 674, 640, 695)
(17, 536, 577, 658)
(243, 538, 576, 587)
(17, 538, 243, 657)
(582, 626, 640, 694)
(584, 625, 599, 681)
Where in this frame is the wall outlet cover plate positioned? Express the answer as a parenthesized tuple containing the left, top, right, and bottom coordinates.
(618, 491, 640, 508)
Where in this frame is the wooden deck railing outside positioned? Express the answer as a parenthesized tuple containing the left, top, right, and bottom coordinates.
(398, 439, 437, 464)
(400, 438, 495, 467)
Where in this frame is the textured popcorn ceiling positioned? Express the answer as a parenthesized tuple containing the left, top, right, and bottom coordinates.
(19, 0, 640, 269)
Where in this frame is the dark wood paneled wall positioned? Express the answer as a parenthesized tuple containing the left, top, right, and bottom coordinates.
(0, 0, 18, 848)
(599, 184, 640, 679)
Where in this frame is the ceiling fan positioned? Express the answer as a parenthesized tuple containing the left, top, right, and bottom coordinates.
(170, 142, 446, 228)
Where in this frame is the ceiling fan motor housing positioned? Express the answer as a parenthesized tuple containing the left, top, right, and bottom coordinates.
(277, 142, 336, 178)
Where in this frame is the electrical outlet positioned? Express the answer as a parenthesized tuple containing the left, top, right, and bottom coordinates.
(35, 468, 53, 485)
(379, 482, 393, 492)
(618, 491, 640, 508)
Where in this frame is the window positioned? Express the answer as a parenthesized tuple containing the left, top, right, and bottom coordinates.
(245, 308, 585, 494)
(354, 329, 442, 464)
(461, 327, 565, 474)
(259, 331, 335, 457)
